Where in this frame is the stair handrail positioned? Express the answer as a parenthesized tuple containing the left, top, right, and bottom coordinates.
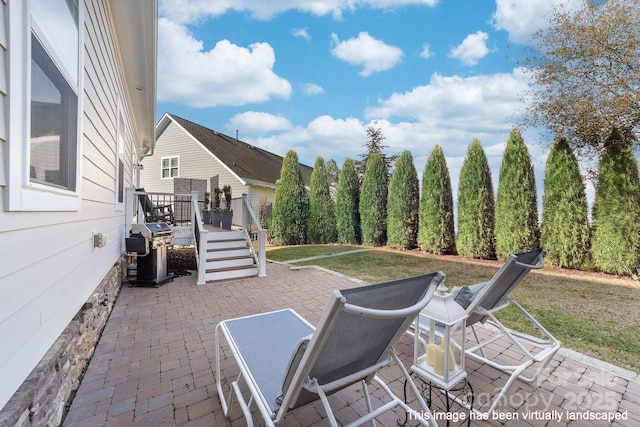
(241, 194, 266, 277)
(191, 190, 208, 285)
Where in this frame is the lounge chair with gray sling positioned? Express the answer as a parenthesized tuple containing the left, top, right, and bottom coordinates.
(447, 249, 560, 415)
(215, 271, 446, 427)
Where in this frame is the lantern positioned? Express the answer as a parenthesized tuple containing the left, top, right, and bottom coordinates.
(413, 283, 467, 389)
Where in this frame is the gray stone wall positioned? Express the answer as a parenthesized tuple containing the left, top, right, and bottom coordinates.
(0, 257, 126, 427)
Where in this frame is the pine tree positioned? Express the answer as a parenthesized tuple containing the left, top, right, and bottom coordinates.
(335, 158, 360, 244)
(356, 127, 397, 178)
(270, 150, 309, 245)
(591, 129, 640, 275)
(456, 139, 496, 259)
(387, 150, 419, 249)
(495, 129, 540, 260)
(359, 152, 387, 246)
(541, 137, 590, 268)
(418, 145, 456, 254)
(308, 156, 337, 243)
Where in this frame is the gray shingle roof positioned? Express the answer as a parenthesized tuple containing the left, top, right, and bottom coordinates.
(168, 114, 312, 186)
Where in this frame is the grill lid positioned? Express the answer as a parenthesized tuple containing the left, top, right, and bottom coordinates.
(131, 222, 172, 239)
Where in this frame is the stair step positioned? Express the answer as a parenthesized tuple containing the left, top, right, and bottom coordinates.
(205, 265, 258, 282)
(207, 230, 244, 241)
(206, 238, 247, 250)
(206, 255, 255, 270)
(206, 247, 251, 259)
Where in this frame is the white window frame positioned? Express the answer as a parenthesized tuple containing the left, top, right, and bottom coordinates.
(5, 0, 83, 211)
(161, 156, 179, 180)
(115, 102, 126, 211)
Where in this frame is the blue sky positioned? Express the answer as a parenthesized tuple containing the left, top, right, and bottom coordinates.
(156, 0, 586, 201)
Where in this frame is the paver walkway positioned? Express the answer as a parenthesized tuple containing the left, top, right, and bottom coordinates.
(63, 262, 639, 426)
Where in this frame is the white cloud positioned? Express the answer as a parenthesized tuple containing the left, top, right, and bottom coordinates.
(159, 0, 438, 23)
(448, 31, 492, 66)
(226, 112, 293, 134)
(492, 0, 583, 44)
(420, 43, 434, 59)
(292, 27, 311, 40)
(331, 32, 403, 76)
(301, 83, 325, 95)
(157, 18, 292, 107)
(365, 69, 528, 132)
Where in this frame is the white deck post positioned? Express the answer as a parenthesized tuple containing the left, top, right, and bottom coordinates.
(192, 190, 208, 285)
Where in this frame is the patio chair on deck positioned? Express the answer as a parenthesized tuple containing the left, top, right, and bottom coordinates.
(136, 188, 175, 225)
(215, 271, 446, 427)
(447, 249, 560, 414)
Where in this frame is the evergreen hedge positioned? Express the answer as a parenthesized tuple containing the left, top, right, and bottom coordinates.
(270, 150, 309, 245)
(387, 150, 419, 249)
(456, 139, 496, 259)
(359, 152, 388, 246)
(495, 129, 540, 260)
(335, 158, 360, 244)
(418, 145, 456, 254)
(541, 137, 590, 268)
(591, 129, 640, 275)
(308, 156, 337, 243)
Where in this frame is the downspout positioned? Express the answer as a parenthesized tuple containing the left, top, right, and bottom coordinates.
(135, 139, 154, 188)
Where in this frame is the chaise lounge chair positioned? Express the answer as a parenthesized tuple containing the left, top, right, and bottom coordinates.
(215, 271, 446, 427)
(445, 249, 560, 415)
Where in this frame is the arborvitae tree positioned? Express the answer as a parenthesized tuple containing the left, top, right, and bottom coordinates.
(456, 139, 496, 259)
(591, 129, 640, 275)
(387, 150, 419, 249)
(495, 129, 540, 260)
(335, 158, 360, 244)
(359, 152, 387, 246)
(541, 137, 590, 268)
(308, 157, 337, 243)
(418, 145, 456, 254)
(270, 150, 309, 245)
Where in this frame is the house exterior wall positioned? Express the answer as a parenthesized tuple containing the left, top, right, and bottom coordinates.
(0, 0, 153, 415)
(142, 116, 277, 219)
(140, 118, 246, 202)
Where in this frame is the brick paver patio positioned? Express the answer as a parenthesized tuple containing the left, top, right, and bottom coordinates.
(63, 262, 639, 426)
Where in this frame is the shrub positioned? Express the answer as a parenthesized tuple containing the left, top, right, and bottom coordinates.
(387, 150, 419, 249)
(308, 156, 337, 243)
(270, 150, 309, 245)
(591, 129, 640, 275)
(456, 139, 496, 259)
(418, 145, 456, 254)
(495, 129, 540, 260)
(335, 158, 360, 244)
(359, 152, 387, 246)
(541, 137, 590, 268)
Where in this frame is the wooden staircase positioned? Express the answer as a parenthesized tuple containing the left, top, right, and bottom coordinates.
(204, 229, 258, 282)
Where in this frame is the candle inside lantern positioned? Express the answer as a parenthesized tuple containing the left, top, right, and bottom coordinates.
(441, 340, 456, 370)
(426, 343, 439, 366)
(433, 344, 445, 375)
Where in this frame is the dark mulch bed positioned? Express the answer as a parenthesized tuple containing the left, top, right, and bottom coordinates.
(167, 246, 197, 272)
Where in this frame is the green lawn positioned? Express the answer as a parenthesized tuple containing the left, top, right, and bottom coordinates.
(266, 245, 640, 372)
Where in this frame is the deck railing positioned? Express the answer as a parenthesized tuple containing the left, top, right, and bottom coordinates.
(125, 188, 265, 283)
(240, 194, 267, 277)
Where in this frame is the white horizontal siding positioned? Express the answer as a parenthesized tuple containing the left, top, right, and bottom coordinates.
(0, 0, 144, 410)
(0, 0, 6, 187)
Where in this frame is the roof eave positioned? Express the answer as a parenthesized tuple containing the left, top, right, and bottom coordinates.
(108, 0, 158, 155)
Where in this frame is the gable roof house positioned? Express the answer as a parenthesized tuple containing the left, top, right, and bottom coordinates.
(141, 113, 313, 222)
(0, 1, 157, 424)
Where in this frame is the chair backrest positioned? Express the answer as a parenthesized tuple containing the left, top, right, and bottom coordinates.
(136, 188, 163, 222)
(277, 271, 445, 415)
(466, 249, 546, 325)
